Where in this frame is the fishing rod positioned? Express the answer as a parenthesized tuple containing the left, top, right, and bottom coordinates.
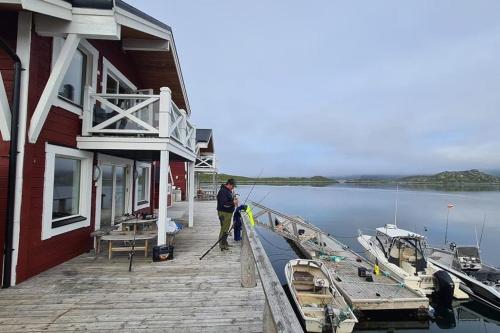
(479, 214, 486, 248)
(128, 222, 137, 272)
(242, 168, 263, 205)
(199, 171, 264, 260)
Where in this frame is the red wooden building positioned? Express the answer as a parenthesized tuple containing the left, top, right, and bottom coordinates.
(0, 0, 198, 287)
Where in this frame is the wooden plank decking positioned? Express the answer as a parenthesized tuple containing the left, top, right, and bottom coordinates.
(0, 201, 266, 332)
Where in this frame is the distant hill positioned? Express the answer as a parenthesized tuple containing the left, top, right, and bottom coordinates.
(200, 173, 337, 185)
(399, 169, 500, 184)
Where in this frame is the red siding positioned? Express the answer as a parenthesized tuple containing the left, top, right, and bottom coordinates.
(0, 11, 18, 285)
(170, 161, 187, 200)
(15, 35, 145, 283)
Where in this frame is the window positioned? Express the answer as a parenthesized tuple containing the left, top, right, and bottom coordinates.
(135, 162, 151, 210)
(52, 157, 81, 219)
(52, 38, 98, 115)
(57, 49, 87, 107)
(42, 144, 93, 240)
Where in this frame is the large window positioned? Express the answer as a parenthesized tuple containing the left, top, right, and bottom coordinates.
(42, 144, 93, 240)
(57, 49, 87, 107)
(135, 162, 151, 210)
(52, 38, 98, 115)
(52, 157, 81, 219)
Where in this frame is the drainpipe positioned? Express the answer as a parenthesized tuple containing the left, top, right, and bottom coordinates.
(0, 38, 22, 288)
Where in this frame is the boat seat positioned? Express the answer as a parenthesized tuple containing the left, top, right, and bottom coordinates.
(293, 271, 314, 282)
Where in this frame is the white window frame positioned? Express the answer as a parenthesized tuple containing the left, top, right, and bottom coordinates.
(42, 144, 93, 240)
(52, 38, 99, 116)
(94, 154, 134, 230)
(101, 57, 137, 93)
(134, 161, 151, 211)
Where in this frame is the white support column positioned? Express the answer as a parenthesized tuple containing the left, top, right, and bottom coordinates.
(157, 150, 170, 244)
(158, 87, 171, 138)
(28, 33, 80, 143)
(11, 11, 32, 286)
(188, 161, 195, 227)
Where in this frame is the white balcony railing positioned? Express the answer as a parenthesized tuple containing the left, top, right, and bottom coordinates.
(195, 154, 216, 171)
(81, 86, 195, 152)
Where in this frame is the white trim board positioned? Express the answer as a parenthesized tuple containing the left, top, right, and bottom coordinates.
(0, 71, 11, 141)
(29, 33, 80, 143)
(101, 57, 137, 93)
(41, 144, 93, 240)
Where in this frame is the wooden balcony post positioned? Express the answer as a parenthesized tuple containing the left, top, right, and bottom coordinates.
(157, 150, 170, 245)
(241, 226, 257, 288)
(81, 86, 92, 136)
(187, 161, 195, 227)
(159, 87, 171, 138)
(180, 108, 187, 145)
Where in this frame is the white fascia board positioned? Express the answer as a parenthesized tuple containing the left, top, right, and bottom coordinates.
(76, 136, 170, 151)
(34, 12, 120, 40)
(169, 38, 191, 116)
(28, 33, 80, 143)
(122, 38, 170, 52)
(21, 0, 72, 20)
(115, 6, 171, 41)
(0, 71, 11, 141)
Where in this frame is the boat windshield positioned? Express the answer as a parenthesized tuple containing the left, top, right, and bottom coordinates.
(388, 237, 427, 273)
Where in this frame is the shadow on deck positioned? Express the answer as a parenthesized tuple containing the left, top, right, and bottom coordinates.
(0, 201, 265, 332)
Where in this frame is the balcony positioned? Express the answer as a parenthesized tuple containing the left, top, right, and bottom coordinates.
(195, 153, 217, 172)
(77, 87, 196, 159)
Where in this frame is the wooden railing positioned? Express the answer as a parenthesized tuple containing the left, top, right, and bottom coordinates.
(81, 86, 195, 151)
(195, 153, 216, 170)
(241, 217, 303, 333)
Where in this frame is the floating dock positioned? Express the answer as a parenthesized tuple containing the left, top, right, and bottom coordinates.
(250, 201, 430, 312)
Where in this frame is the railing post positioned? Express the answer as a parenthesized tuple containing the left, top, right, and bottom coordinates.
(241, 226, 257, 288)
(159, 87, 171, 138)
(263, 300, 277, 333)
(179, 108, 187, 145)
(81, 86, 92, 136)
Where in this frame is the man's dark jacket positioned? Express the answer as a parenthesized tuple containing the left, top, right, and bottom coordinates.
(217, 184, 235, 213)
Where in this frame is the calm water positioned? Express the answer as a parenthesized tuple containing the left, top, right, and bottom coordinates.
(235, 184, 500, 333)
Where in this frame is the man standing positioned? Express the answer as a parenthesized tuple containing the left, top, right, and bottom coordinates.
(217, 179, 238, 250)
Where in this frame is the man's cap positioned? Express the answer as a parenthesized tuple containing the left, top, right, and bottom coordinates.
(226, 178, 237, 186)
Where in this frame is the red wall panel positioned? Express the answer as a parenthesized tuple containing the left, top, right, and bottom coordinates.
(170, 161, 187, 200)
(15, 34, 145, 283)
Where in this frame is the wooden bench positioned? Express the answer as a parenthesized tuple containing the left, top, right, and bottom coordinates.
(90, 225, 121, 256)
(101, 231, 157, 259)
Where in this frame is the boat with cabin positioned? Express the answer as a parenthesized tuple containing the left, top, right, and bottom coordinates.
(427, 244, 500, 311)
(357, 224, 469, 305)
(285, 259, 358, 333)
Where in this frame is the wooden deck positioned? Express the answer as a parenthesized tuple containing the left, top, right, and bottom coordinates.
(0, 201, 266, 332)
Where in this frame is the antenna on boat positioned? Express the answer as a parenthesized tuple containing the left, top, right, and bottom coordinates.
(479, 214, 486, 248)
(444, 203, 454, 244)
(393, 184, 399, 227)
(474, 224, 479, 250)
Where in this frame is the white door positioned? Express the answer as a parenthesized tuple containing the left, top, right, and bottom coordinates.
(95, 155, 133, 230)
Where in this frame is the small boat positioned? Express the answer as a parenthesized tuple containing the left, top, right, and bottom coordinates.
(285, 259, 358, 333)
(357, 224, 469, 305)
(427, 244, 500, 311)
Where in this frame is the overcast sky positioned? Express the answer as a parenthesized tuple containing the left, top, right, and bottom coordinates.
(128, 0, 500, 177)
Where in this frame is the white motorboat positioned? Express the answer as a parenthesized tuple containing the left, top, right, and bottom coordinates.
(285, 259, 358, 333)
(357, 224, 468, 305)
(427, 245, 500, 311)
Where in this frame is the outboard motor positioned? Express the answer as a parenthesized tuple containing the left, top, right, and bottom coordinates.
(433, 270, 454, 307)
(323, 304, 337, 333)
